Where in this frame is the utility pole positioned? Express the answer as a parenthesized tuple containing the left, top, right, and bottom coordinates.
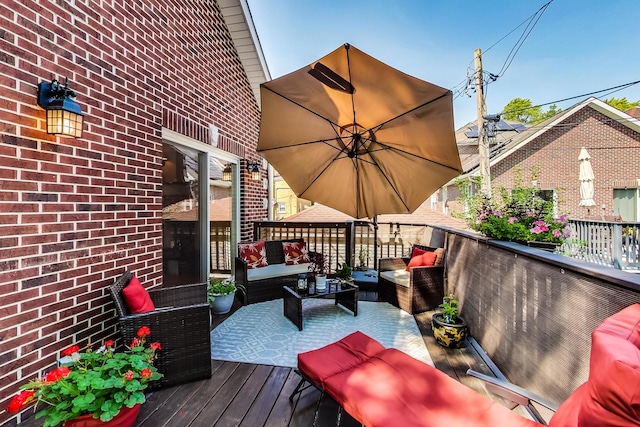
(475, 48, 491, 198)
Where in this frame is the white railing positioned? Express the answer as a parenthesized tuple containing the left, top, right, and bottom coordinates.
(565, 220, 640, 271)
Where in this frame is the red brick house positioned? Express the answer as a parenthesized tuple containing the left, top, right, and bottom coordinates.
(0, 1, 269, 424)
(441, 97, 640, 222)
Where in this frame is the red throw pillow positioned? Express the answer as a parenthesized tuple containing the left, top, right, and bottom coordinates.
(121, 274, 155, 314)
(406, 251, 437, 271)
(239, 240, 268, 269)
(411, 247, 427, 258)
(282, 241, 310, 265)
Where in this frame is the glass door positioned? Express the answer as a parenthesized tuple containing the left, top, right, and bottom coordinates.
(162, 142, 235, 285)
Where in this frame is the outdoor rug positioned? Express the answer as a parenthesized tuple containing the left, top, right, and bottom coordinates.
(210, 299, 433, 368)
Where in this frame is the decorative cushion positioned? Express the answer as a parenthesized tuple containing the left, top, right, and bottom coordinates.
(239, 240, 268, 269)
(434, 248, 445, 266)
(411, 247, 427, 258)
(121, 274, 155, 314)
(282, 241, 310, 265)
(406, 251, 437, 271)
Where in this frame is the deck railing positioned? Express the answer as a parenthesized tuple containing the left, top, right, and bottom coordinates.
(565, 219, 640, 271)
(253, 221, 443, 272)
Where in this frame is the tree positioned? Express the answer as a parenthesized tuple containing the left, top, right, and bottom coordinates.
(502, 98, 562, 125)
(604, 97, 640, 112)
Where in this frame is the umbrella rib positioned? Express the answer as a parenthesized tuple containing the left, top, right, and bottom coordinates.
(261, 85, 344, 129)
(372, 91, 452, 132)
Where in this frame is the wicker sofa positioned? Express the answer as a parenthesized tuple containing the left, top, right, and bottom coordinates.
(235, 239, 313, 305)
(378, 244, 444, 314)
(109, 270, 212, 388)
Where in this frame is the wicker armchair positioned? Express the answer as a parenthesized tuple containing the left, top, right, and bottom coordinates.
(378, 244, 444, 314)
(109, 271, 212, 387)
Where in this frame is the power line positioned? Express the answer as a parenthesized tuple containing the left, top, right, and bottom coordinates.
(495, 0, 554, 78)
(499, 79, 640, 115)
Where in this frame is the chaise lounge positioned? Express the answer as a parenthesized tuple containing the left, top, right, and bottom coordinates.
(291, 304, 640, 426)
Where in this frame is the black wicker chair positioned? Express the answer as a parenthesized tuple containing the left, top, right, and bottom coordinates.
(109, 270, 212, 387)
(378, 244, 444, 314)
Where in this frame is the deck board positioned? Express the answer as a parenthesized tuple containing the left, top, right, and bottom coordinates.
(15, 294, 532, 427)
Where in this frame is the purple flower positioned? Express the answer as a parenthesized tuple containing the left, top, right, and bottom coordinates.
(491, 210, 503, 218)
(508, 217, 517, 224)
(552, 229, 562, 238)
(530, 226, 543, 234)
(526, 211, 536, 217)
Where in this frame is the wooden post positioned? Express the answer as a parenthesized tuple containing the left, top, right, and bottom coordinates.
(475, 48, 491, 198)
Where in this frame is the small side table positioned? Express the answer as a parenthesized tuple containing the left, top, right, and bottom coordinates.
(351, 269, 378, 292)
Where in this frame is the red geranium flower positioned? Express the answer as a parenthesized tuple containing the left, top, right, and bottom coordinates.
(44, 366, 71, 383)
(62, 345, 80, 356)
(150, 342, 161, 350)
(104, 339, 114, 347)
(130, 338, 139, 347)
(6, 390, 35, 413)
(140, 368, 153, 379)
(125, 370, 134, 381)
(137, 326, 150, 338)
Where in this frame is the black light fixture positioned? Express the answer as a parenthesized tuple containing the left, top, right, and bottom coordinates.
(37, 77, 84, 138)
(222, 164, 232, 182)
(247, 161, 261, 181)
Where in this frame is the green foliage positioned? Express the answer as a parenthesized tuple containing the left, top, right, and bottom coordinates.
(335, 262, 353, 280)
(455, 167, 570, 244)
(357, 247, 369, 267)
(208, 277, 243, 303)
(7, 328, 162, 427)
(438, 294, 460, 324)
(604, 96, 640, 112)
(502, 97, 562, 125)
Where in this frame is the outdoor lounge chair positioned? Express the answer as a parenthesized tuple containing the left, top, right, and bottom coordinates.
(109, 270, 212, 387)
(378, 244, 444, 314)
(291, 304, 640, 426)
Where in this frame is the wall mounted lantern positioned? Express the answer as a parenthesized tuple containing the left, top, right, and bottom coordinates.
(37, 77, 84, 138)
(222, 164, 232, 182)
(247, 161, 261, 181)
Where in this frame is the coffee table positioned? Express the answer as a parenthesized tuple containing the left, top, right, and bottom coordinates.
(283, 280, 358, 331)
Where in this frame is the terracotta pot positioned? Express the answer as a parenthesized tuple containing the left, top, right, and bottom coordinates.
(63, 404, 141, 427)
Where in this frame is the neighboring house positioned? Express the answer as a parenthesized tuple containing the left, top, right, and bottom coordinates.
(440, 97, 640, 222)
(0, 1, 268, 424)
(273, 175, 312, 220)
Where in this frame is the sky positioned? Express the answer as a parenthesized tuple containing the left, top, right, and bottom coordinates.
(246, 0, 640, 128)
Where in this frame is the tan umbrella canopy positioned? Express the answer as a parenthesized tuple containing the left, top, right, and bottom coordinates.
(578, 147, 596, 208)
(257, 43, 462, 219)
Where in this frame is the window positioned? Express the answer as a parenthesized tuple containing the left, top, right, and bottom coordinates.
(277, 202, 287, 214)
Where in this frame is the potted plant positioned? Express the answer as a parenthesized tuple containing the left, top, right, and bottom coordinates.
(308, 252, 328, 292)
(208, 277, 243, 315)
(6, 326, 162, 427)
(431, 294, 469, 348)
(357, 247, 369, 270)
(335, 262, 353, 282)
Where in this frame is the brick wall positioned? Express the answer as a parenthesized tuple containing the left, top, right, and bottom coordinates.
(491, 106, 640, 217)
(446, 105, 640, 220)
(0, 1, 265, 424)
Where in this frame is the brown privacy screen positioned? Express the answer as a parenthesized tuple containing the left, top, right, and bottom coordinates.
(444, 231, 640, 406)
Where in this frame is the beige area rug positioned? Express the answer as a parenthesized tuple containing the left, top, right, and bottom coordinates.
(210, 299, 433, 368)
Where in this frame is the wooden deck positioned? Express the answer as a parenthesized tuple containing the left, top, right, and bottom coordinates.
(16, 292, 518, 427)
(132, 292, 511, 427)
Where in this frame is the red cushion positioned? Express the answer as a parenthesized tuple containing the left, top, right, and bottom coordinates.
(324, 348, 538, 427)
(238, 240, 268, 269)
(282, 241, 310, 265)
(406, 251, 437, 271)
(121, 274, 155, 314)
(576, 305, 640, 426)
(411, 247, 427, 258)
(297, 331, 385, 387)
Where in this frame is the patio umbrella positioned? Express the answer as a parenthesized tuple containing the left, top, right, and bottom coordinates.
(578, 147, 596, 208)
(257, 43, 462, 219)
